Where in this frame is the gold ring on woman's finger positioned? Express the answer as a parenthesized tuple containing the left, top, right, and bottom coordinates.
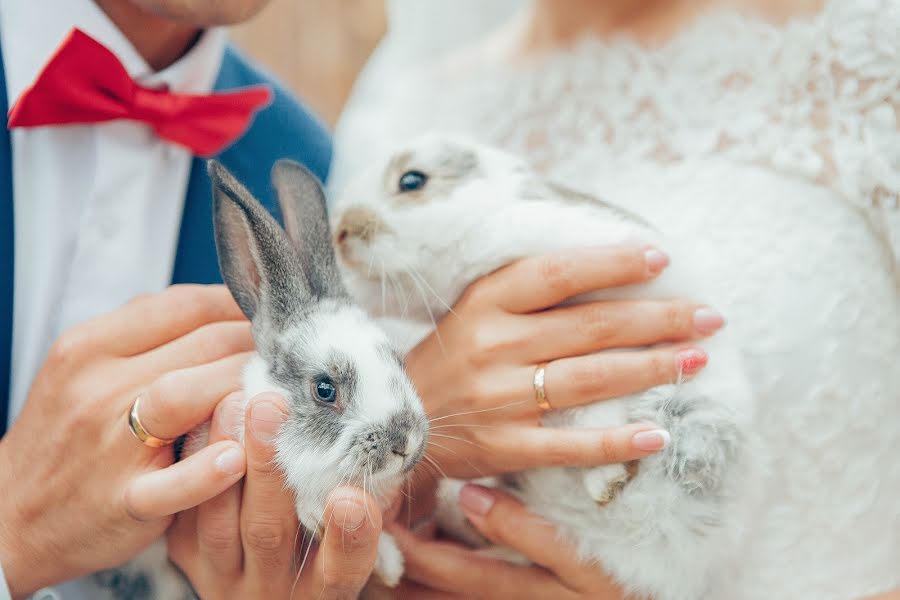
(533, 362, 552, 412)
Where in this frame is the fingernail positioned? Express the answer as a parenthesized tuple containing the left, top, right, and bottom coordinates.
(645, 248, 669, 275)
(459, 484, 495, 516)
(216, 392, 244, 441)
(332, 499, 367, 532)
(676, 348, 708, 375)
(250, 400, 287, 443)
(215, 447, 245, 475)
(694, 307, 725, 335)
(632, 429, 671, 452)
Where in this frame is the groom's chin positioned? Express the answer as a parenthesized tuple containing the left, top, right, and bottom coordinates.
(130, 0, 273, 26)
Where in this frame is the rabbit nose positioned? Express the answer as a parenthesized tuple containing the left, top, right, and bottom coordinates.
(391, 436, 409, 458)
(335, 206, 380, 244)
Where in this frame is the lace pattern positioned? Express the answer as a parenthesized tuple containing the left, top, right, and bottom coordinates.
(374, 0, 899, 266)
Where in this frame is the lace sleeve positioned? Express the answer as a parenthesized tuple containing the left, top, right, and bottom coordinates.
(819, 0, 899, 264)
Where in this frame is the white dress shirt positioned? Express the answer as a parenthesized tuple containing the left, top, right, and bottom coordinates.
(0, 1, 226, 597)
(0, 0, 226, 423)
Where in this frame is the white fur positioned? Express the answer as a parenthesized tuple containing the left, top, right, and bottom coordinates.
(333, 134, 763, 600)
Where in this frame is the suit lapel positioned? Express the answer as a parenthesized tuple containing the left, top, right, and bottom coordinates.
(171, 45, 329, 285)
(1, 39, 14, 435)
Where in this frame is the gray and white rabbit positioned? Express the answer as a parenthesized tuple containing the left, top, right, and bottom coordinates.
(93, 161, 428, 599)
(331, 134, 762, 600)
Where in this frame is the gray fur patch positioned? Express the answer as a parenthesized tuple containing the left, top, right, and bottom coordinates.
(92, 569, 154, 600)
(528, 179, 656, 230)
(386, 143, 482, 203)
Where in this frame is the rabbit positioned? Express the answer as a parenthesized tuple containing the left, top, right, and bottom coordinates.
(91, 160, 429, 600)
(330, 134, 763, 600)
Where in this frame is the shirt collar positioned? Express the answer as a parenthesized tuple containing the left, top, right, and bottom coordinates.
(0, 0, 227, 108)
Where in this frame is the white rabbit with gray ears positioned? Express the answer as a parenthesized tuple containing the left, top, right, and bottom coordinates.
(92, 160, 428, 600)
(332, 134, 763, 600)
(209, 160, 428, 588)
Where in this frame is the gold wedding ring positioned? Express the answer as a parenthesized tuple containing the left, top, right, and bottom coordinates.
(128, 395, 177, 448)
(533, 362, 552, 412)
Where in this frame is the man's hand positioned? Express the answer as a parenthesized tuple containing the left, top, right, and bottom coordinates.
(168, 392, 383, 600)
(0, 285, 252, 598)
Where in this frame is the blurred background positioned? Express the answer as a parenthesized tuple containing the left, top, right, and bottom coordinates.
(229, 0, 527, 129)
(230, 0, 387, 128)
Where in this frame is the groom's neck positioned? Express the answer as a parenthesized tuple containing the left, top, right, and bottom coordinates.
(94, 0, 201, 71)
(527, 0, 717, 48)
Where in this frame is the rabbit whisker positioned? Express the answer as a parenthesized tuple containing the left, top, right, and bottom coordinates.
(399, 257, 458, 318)
(429, 423, 499, 430)
(429, 432, 488, 451)
(429, 399, 529, 423)
(421, 453, 449, 480)
(427, 440, 485, 478)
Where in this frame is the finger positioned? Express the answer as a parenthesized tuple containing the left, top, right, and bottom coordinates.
(166, 507, 199, 576)
(124, 440, 246, 521)
(133, 320, 253, 378)
(311, 487, 382, 600)
(84, 285, 245, 357)
(527, 345, 708, 411)
(390, 525, 558, 598)
(240, 393, 298, 579)
(197, 392, 246, 574)
(525, 300, 724, 362)
(477, 245, 668, 314)
(476, 422, 670, 473)
(458, 484, 619, 592)
(393, 580, 464, 600)
(129, 352, 250, 441)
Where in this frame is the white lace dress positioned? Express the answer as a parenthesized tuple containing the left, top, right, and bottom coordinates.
(331, 1, 900, 598)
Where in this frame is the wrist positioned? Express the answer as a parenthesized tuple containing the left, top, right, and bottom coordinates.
(0, 457, 41, 599)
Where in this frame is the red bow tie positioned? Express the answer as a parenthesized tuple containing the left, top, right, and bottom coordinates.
(7, 29, 272, 156)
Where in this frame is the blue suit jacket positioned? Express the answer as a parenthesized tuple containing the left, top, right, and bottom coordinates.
(0, 42, 332, 436)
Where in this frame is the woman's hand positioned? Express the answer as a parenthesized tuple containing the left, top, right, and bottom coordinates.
(168, 392, 383, 600)
(0, 285, 252, 598)
(390, 484, 625, 599)
(405, 245, 723, 478)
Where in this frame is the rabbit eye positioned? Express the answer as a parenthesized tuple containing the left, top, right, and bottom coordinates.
(312, 377, 337, 403)
(398, 170, 428, 192)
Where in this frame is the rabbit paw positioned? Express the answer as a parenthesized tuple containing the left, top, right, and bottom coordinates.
(583, 461, 638, 506)
(634, 390, 744, 497)
(374, 532, 404, 588)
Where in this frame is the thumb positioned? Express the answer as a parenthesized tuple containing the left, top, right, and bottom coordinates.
(313, 486, 383, 600)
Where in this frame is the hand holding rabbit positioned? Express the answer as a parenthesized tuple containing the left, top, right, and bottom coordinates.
(0, 285, 251, 598)
(404, 244, 720, 479)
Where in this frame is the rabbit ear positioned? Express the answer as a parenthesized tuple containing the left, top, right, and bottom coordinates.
(210, 160, 310, 323)
(271, 159, 347, 299)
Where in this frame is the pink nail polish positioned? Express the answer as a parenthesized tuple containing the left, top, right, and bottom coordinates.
(632, 429, 671, 452)
(459, 484, 496, 516)
(677, 348, 708, 376)
(693, 307, 725, 335)
(644, 248, 669, 275)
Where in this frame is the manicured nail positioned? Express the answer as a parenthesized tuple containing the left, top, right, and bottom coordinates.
(332, 499, 367, 532)
(216, 391, 245, 441)
(677, 348, 708, 375)
(459, 484, 496, 516)
(645, 248, 669, 275)
(215, 447, 245, 475)
(249, 400, 287, 443)
(694, 307, 725, 335)
(632, 429, 671, 452)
